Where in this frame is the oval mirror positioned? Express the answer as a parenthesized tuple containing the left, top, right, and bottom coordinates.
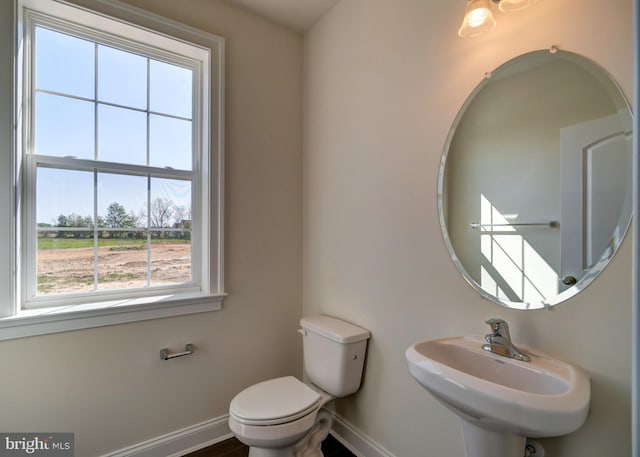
(439, 49, 632, 310)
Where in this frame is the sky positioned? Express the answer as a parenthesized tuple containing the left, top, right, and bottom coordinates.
(34, 26, 193, 226)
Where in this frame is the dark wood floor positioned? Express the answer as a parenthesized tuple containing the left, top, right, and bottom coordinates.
(185, 437, 248, 457)
(185, 434, 356, 457)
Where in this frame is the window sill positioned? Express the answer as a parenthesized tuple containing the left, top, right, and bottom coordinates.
(0, 292, 225, 341)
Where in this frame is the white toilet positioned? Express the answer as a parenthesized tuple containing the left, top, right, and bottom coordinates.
(228, 315, 370, 457)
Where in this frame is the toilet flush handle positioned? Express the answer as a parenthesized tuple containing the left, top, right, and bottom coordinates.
(298, 329, 307, 336)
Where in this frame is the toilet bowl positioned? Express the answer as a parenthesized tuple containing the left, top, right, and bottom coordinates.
(229, 376, 333, 456)
(228, 316, 370, 457)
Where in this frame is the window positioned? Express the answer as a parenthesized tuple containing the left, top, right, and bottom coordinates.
(1, 0, 224, 339)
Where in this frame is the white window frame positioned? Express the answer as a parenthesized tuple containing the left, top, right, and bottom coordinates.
(0, 0, 225, 340)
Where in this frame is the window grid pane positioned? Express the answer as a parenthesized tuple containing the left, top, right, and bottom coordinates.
(33, 25, 195, 172)
(34, 92, 95, 159)
(97, 44, 147, 110)
(97, 104, 147, 165)
(35, 27, 95, 98)
(35, 163, 195, 297)
(31, 22, 196, 299)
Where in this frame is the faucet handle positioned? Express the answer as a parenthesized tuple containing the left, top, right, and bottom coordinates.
(485, 318, 510, 339)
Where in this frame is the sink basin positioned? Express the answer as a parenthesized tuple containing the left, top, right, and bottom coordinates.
(406, 336, 590, 457)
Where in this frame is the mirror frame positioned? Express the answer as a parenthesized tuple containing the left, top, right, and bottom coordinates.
(437, 48, 633, 310)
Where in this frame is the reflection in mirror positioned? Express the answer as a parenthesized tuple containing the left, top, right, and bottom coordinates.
(439, 49, 632, 310)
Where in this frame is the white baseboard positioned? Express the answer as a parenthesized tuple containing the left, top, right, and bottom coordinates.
(331, 414, 396, 457)
(101, 413, 396, 457)
(101, 415, 232, 457)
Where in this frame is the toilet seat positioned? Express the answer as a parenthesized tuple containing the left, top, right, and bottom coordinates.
(230, 376, 321, 426)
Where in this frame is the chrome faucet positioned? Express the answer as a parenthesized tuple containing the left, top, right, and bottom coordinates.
(481, 318, 531, 362)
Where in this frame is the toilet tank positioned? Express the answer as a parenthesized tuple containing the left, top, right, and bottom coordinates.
(299, 315, 370, 398)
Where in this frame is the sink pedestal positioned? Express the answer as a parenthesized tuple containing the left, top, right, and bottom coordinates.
(406, 336, 590, 457)
(461, 420, 526, 457)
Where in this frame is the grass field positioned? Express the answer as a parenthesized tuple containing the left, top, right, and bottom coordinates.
(37, 237, 190, 250)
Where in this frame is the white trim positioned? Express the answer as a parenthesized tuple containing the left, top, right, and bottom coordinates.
(21, 7, 208, 307)
(330, 414, 397, 457)
(20, 0, 210, 60)
(8, 0, 21, 320)
(6, 0, 225, 338)
(101, 415, 233, 457)
(0, 293, 224, 341)
(632, 0, 639, 453)
(96, 412, 396, 457)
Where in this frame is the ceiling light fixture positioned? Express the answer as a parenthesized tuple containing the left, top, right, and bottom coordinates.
(458, 0, 538, 38)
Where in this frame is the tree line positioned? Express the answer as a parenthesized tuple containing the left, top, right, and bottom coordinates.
(38, 199, 191, 239)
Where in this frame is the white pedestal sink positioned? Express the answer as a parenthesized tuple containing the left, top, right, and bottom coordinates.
(405, 336, 590, 457)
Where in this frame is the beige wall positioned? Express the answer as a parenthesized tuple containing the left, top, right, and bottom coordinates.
(0, 0, 634, 455)
(0, 1, 303, 455)
(303, 0, 632, 456)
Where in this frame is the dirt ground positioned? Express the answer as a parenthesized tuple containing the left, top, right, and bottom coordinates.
(37, 243, 191, 294)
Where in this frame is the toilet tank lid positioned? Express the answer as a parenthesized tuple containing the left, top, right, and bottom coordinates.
(300, 315, 370, 343)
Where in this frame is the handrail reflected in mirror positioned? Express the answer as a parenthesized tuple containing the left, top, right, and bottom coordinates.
(469, 221, 558, 230)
